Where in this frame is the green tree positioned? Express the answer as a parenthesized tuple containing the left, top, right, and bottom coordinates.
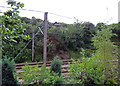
(2, 0, 29, 61)
(92, 24, 118, 80)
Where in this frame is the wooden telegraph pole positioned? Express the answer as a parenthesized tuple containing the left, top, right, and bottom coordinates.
(32, 29, 34, 62)
(43, 12, 48, 67)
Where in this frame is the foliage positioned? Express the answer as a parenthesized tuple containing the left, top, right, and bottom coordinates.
(2, 0, 30, 61)
(47, 26, 68, 57)
(96, 23, 106, 31)
(48, 22, 96, 54)
(110, 23, 120, 47)
(70, 48, 93, 59)
(2, 0, 119, 64)
(43, 71, 63, 85)
(63, 22, 96, 51)
(4, 40, 32, 63)
(105, 78, 118, 85)
(65, 57, 105, 85)
(21, 17, 44, 62)
(17, 63, 63, 85)
(92, 24, 118, 80)
(69, 51, 82, 59)
(17, 64, 41, 84)
(34, 54, 43, 62)
(2, 0, 25, 44)
(2, 57, 18, 86)
(50, 56, 62, 77)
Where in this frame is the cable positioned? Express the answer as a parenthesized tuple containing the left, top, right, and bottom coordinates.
(49, 12, 73, 19)
(0, 6, 11, 9)
(0, 6, 44, 13)
(20, 8, 44, 13)
(0, 6, 74, 20)
(14, 27, 43, 59)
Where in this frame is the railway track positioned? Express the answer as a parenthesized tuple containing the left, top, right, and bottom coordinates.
(15, 58, 118, 75)
(15, 59, 81, 79)
(15, 58, 118, 83)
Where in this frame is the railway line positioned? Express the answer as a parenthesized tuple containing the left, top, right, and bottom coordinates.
(14, 58, 81, 82)
(14, 58, 118, 83)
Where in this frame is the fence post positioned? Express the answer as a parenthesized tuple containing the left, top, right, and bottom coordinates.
(43, 12, 48, 67)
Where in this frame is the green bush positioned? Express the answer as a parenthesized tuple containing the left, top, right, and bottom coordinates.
(43, 71, 63, 85)
(2, 57, 18, 86)
(65, 57, 105, 85)
(17, 63, 49, 84)
(49, 56, 63, 85)
(17, 63, 41, 84)
(17, 63, 63, 85)
(50, 56, 62, 77)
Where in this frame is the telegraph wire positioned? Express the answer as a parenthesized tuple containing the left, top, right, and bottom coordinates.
(0, 6, 74, 20)
(0, 5, 82, 59)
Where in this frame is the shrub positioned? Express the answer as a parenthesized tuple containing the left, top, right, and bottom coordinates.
(50, 56, 62, 77)
(17, 63, 63, 85)
(2, 57, 18, 86)
(43, 71, 63, 85)
(17, 63, 41, 84)
(49, 56, 63, 85)
(65, 57, 105, 85)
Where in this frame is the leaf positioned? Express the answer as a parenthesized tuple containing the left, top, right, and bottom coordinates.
(10, 39, 17, 43)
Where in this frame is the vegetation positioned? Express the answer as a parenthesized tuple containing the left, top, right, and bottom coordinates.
(1, 0, 119, 85)
(105, 78, 118, 85)
(2, 58, 18, 86)
(2, 3, 119, 62)
(65, 57, 105, 85)
(50, 56, 62, 77)
(17, 59, 63, 85)
(2, 0, 30, 63)
(92, 24, 118, 80)
(50, 56, 63, 85)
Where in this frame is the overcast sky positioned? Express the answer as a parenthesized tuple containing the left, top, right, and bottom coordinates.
(0, 0, 119, 25)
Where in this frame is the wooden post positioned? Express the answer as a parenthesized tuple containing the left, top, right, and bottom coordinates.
(118, 2, 120, 84)
(43, 12, 48, 67)
(32, 29, 34, 62)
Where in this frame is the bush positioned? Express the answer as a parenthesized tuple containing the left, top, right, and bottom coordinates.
(50, 56, 62, 77)
(43, 71, 63, 85)
(17, 64, 41, 84)
(2, 57, 18, 86)
(17, 63, 63, 85)
(49, 56, 63, 85)
(65, 57, 105, 85)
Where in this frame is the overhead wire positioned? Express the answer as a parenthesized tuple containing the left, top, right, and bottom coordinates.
(0, 6, 74, 20)
(0, 5, 82, 59)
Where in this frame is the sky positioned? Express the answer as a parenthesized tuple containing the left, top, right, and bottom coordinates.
(0, 0, 119, 25)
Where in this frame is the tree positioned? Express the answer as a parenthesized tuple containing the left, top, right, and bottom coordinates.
(92, 24, 118, 80)
(2, 0, 29, 61)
